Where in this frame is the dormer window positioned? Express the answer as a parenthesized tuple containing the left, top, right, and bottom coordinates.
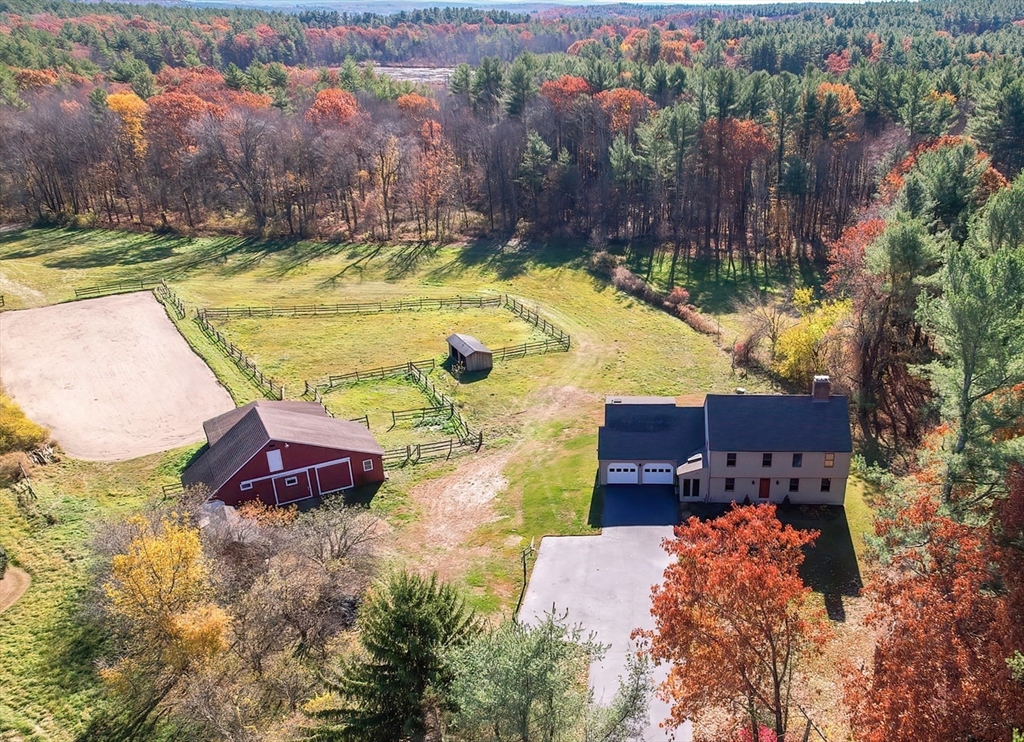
(762, 453, 772, 468)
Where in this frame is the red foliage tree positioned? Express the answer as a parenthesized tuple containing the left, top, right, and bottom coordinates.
(825, 218, 887, 297)
(539, 75, 591, 115)
(844, 493, 1024, 741)
(594, 88, 654, 136)
(304, 89, 358, 129)
(639, 504, 831, 741)
(396, 92, 438, 120)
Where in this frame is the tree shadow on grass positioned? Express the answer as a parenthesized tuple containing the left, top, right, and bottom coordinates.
(428, 237, 587, 282)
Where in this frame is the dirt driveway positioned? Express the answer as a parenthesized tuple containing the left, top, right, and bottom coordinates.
(0, 292, 234, 460)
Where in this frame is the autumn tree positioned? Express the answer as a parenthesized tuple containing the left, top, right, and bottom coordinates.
(773, 291, 851, 390)
(844, 493, 1024, 741)
(305, 88, 359, 129)
(640, 505, 831, 741)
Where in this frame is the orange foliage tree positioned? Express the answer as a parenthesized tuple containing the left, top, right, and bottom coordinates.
(844, 492, 1024, 741)
(639, 504, 831, 741)
(396, 92, 439, 120)
(107, 91, 150, 159)
(539, 75, 591, 114)
(304, 88, 358, 128)
(595, 88, 654, 136)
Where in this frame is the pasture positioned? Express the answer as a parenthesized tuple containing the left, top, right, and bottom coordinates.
(0, 292, 234, 460)
(0, 228, 874, 740)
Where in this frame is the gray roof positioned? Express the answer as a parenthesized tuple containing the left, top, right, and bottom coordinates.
(447, 333, 491, 356)
(204, 400, 325, 445)
(605, 396, 676, 405)
(183, 402, 384, 495)
(598, 403, 704, 462)
(705, 394, 852, 453)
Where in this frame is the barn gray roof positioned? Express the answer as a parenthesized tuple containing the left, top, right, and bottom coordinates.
(598, 402, 704, 462)
(704, 394, 852, 453)
(447, 333, 491, 356)
(204, 400, 325, 445)
(183, 402, 383, 495)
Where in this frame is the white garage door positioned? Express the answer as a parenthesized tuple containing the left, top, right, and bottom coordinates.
(642, 464, 675, 484)
(606, 463, 639, 484)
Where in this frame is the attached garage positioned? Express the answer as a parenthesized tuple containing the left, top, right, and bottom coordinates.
(641, 464, 674, 484)
(606, 463, 639, 484)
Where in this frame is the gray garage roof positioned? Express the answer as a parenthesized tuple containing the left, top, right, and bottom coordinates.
(598, 401, 704, 462)
(183, 402, 384, 495)
(447, 333, 491, 356)
(705, 394, 852, 452)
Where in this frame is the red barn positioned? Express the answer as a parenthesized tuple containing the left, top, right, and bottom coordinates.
(182, 400, 385, 507)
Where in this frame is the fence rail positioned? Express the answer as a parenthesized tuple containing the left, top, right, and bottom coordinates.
(491, 337, 570, 361)
(154, 281, 186, 320)
(201, 295, 502, 321)
(405, 362, 477, 442)
(382, 432, 484, 467)
(303, 359, 436, 397)
(196, 310, 284, 400)
(0, 294, 5, 308)
(74, 278, 163, 300)
(504, 296, 570, 346)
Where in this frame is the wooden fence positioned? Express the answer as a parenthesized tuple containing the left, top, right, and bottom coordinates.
(491, 337, 570, 361)
(303, 359, 436, 397)
(382, 433, 484, 467)
(74, 278, 163, 299)
(504, 296, 571, 346)
(389, 402, 452, 429)
(405, 362, 476, 442)
(0, 294, 5, 308)
(154, 281, 186, 320)
(196, 309, 284, 400)
(201, 295, 502, 321)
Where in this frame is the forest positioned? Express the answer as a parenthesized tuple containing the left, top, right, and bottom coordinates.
(3, 0, 1024, 740)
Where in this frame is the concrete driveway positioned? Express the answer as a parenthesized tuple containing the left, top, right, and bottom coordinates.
(519, 486, 692, 742)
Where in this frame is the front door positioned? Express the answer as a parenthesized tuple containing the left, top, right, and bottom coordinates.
(758, 478, 770, 499)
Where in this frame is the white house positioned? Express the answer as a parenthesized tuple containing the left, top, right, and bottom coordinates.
(597, 376, 852, 506)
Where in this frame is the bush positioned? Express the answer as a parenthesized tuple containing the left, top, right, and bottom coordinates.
(0, 394, 49, 455)
(604, 263, 719, 338)
(665, 286, 691, 306)
(674, 303, 719, 336)
(0, 544, 7, 580)
(0, 451, 31, 487)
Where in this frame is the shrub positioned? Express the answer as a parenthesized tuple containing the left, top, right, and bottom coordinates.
(665, 286, 691, 306)
(0, 544, 7, 580)
(0, 394, 49, 455)
(674, 303, 719, 336)
(589, 249, 622, 277)
(0, 451, 31, 487)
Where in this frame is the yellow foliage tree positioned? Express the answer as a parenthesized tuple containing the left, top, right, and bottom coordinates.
(106, 91, 150, 160)
(773, 299, 851, 389)
(0, 393, 48, 454)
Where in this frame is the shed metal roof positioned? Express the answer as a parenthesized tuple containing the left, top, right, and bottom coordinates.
(447, 333, 491, 356)
(704, 394, 852, 452)
(183, 402, 384, 495)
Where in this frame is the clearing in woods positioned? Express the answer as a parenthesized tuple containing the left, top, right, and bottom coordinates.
(0, 292, 234, 460)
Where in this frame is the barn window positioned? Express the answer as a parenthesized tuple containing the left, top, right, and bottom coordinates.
(240, 482, 253, 491)
(267, 449, 283, 472)
(363, 459, 374, 472)
(284, 476, 299, 486)
(824, 453, 835, 468)
(725, 478, 735, 492)
(726, 453, 736, 467)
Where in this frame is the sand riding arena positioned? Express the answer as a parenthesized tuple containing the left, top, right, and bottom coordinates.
(0, 292, 234, 461)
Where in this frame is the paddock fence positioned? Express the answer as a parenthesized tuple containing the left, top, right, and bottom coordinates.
(382, 432, 484, 467)
(303, 359, 436, 398)
(154, 281, 186, 320)
(0, 294, 5, 308)
(200, 294, 502, 321)
(504, 296, 571, 347)
(74, 278, 163, 300)
(196, 309, 284, 401)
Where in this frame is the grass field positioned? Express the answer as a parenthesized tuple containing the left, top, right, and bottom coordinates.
(0, 227, 860, 740)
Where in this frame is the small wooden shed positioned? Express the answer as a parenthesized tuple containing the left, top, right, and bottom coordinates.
(447, 333, 493, 373)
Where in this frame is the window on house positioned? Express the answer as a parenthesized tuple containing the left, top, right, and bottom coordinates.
(725, 478, 735, 492)
(284, 476, 299, 486)
(789, 478, 799, 492)
(240, 482, 253, 491)
(792, 453, 803, 468)
(363, 459, 374, 472)
(762, 453, 773, 467)
(821, 478, 831, 492)
(726, 453, 736, 467)
(692, 479, 700, 498)
(824, 453, 835, 468)
(682, 479, 691, 497)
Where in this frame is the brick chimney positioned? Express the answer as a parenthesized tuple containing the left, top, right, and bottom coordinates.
(812, 375, 831, 402)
